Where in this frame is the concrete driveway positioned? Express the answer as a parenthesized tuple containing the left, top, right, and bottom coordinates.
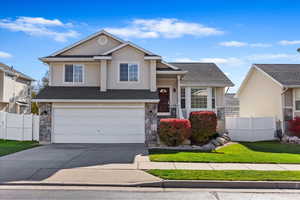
(0, 144, 158, 184)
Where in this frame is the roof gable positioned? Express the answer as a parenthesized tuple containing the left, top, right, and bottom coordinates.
(51, 30, 126, 56)
(254, 64, 300, 87)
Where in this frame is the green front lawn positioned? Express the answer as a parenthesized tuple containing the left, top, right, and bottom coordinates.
(0, 139, 39, 157)
(149, 141, 300, 164)
(148, 169, 300, 181)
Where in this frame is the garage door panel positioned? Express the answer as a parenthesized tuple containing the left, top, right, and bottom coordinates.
(53, 107, 145, 143)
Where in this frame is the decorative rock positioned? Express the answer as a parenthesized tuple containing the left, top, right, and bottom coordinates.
(211, 139, 221, 146)
(216, 137, 227, 145)
(200, 143, 216, 152)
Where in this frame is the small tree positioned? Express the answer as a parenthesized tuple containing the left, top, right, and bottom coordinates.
(31, 91, 39, 114)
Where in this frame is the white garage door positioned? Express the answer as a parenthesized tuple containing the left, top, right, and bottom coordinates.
(52, 106, 145, 143)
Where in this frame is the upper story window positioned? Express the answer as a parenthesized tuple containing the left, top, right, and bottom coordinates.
(191, 88, 208, 109)
(64, 64, 83, 83)
(119, 63, 138, 82)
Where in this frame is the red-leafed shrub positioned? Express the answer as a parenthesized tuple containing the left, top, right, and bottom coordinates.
(289, 117, 300, 137)
(189, 111, 217, 145)
(159, 118, 191, 146)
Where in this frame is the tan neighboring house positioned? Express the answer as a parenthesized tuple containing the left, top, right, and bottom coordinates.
(0, 62, 34, 114)
(34, 30, 233, 144)
(236, 64, 300, 134)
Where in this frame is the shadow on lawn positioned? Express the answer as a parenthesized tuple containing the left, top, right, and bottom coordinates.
(240, 141, 300, 154)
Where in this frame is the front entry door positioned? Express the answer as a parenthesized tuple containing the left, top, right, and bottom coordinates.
(158, 88, 170, 113)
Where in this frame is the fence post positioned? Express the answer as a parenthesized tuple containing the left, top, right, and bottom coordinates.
(4, 112, 7, 140)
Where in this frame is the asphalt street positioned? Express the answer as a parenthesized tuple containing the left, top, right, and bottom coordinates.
(0, 186, 300, 200)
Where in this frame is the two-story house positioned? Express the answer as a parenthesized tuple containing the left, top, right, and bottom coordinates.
(0, 62, 34, 114)
(34, 30, 233, 145)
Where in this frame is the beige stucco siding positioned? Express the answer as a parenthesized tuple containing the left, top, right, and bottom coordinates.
(157, 78, 178, 105)
(60, 34, 121, 56)
(107, 46, 150, 90)
(50, 62, 100, 87)
(2, 75, 29, 103)
(239, 68, 283, 120)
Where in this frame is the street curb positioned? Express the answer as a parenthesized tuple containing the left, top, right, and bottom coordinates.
(2, 180, 300, 189)
(160, 180, 300, 189)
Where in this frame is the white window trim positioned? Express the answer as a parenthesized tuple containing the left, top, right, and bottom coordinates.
(117, 62, 140, 83)
(63, 64, 85, 84)
(181, 87, 215, 112)
(190, 87, 210, 110)
(157, 86, 172, 115)
(293, 89, 300, 112)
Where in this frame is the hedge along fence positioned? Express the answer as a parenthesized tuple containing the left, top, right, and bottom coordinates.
(159, 118, 191, 146)
(189, 111, 217, 145)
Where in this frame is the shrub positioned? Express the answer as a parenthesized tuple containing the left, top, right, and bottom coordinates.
(289, 117, 300, 137)
(159, 118, 191, 146)
(189, 111, 217, 145)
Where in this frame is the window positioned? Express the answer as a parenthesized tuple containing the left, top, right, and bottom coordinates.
(191, 88, 208, 108)
(212, 88, 216, 109)
(295, 89, 300, 111)
(119, 63, 138, 82)
(64, 64, 83, 83)
(181, 87, 186, 108)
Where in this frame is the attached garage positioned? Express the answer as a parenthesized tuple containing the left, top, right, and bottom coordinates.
(34, 87, 159, 144)
(52, 105, 145, 143)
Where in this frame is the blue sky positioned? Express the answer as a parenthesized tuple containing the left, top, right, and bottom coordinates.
(1, 0, 300, 91)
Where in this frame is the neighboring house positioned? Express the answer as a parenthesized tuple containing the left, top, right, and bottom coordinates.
(224, 93, 239, 117)
(34, 30, 233, 144)
(0, 62, 34, 114)
(236, 64, 300, 134)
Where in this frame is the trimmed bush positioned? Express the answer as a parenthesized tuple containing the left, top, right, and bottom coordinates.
(189, 111, 217, 145)
(159, 118, 191, 146)
(289, 117, 300, 137)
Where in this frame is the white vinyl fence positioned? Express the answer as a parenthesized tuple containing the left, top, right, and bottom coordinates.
(0, 112, 39, 141)
(226, 117, 276, 142)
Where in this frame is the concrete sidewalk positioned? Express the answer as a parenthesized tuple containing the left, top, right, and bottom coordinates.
(135, 155, 300, 171)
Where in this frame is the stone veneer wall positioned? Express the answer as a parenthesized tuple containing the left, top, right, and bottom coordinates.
(217, 107, 225, 133)
(145, 103, 158, 146)
(39, 103, 52, 143)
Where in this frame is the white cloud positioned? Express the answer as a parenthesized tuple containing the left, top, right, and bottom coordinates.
(0, 17, 79, 42)
(219, 41, 271, 47)
(199, 57, 244, 66)
(278, 40, 300, 45)
(0, 51, 12, 58)
(249, 43, 272, 47)
(219, 41, 247, 47)
(247, 53, 300, 61)
(105, 18, 223, 39)
(173, 58, 199, 62)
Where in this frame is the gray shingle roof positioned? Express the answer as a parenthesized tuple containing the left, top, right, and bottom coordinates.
(255, 64, 300, 86)
(168, 62, 234, 87)
(0, 62, 34, 81)
(35, 87, 159, 100)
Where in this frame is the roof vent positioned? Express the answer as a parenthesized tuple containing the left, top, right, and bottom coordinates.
(97, 35, 108, 46)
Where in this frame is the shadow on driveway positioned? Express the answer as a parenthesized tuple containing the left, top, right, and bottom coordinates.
(0, 143, 147, 182)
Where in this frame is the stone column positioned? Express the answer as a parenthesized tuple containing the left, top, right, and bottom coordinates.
(145, 103, 158, 146)
(39, 103, 52, 144)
